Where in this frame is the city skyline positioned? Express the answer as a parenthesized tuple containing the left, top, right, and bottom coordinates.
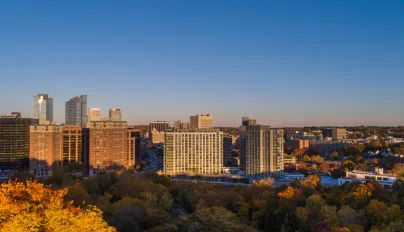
(1, 1, 404, 126)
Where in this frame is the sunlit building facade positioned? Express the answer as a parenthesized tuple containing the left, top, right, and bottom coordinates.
(164, 129, 223, 175)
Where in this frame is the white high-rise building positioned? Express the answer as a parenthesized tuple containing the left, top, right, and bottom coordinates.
(65, 95, 87, 128)
(164, 129, 223, 175)
(245, 125, 284, 176)
(33, 94, 53, 123)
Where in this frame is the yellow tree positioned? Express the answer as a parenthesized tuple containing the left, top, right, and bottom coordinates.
(0, 180, 116, 232)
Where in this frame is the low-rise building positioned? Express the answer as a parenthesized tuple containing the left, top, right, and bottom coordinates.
(338, 167, 397, 188)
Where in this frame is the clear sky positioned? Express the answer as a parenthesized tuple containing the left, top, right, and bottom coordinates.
(0, 1, 403, 127)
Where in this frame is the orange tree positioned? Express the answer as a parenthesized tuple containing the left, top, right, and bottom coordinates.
(0, 180, 116, 232)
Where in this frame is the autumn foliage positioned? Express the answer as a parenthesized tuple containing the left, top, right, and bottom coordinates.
(0, 180, 116, 232)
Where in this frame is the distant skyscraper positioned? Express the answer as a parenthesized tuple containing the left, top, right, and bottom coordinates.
(109, 109, 122, 121)
(164, 129, 223, 175)
(0, 113, 38, 170)
(88, 108, 101, 122)
(149, 121, 169, 133)
(245, 125, 284, 177)
(190, 114, 213, 129)
(33, 94, 53, 123)
(65, 95, 87, 128)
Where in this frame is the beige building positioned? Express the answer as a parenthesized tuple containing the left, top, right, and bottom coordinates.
(190, 114, 213, 129)
(109, 109, 122, 121)
(164, 129, 223, 175)
(87, 120, 128, 175)
(332, 128, 347, 140)
(150, 128, 165, 144)
(245, 125, 284, 176)
(88, 108, 101, 122)
(126, 126, 137, 168)
(29, 124, 82, 177)
(284, 139, 310, 151)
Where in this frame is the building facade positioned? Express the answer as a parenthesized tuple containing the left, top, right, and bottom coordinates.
(332, 128, 347, 140)
(109, 109, 122, 121)
(245, 125, 284, 176)
(65, 95, 87, 128)
(0, 113, 38, 170)
(284, 139, 310, 151)
(88, 108, 101, 122)
(87, 120, 128, 175)
(240, 117, 257, 169)
(190, 114, 213, 129)
(33, 94, 53, 123)
(126, 126, 138, 168)
(29, 124, 82, 177)
(223, 133, 233, 165)
(149, 121, 169, 133)
(338, 168, 396, 189)
(164, 129, 223, 175)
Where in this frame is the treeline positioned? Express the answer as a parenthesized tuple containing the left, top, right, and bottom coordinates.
(7, 170, 404, 232)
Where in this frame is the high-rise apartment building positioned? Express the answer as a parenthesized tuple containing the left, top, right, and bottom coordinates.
(65, 95, 87, 128)
(109, 109, 122, 121)
(223, 133, 233, 166)
(88, 108, 101, 122)
(149, 121, 169, 133)
(190, 114, 213, 129)
(87, 120, 128, 175)
(164, 129, 223, 175)
(126, 126, 138, 168)
(332, 128, 347, 140)
(240, 117, 257, 169)
(29, 124, 82, 177)
(33, 94, 53, 123)
(0, 113, 38, 170)
(245, 125, 284, 177)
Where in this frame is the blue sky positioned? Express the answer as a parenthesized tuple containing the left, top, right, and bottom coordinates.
(0, 1, 403, 126)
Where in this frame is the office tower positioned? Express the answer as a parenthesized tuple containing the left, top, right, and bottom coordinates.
(87, 120, 128, 175)
(174, 120, 190, 130)
(33, 94, 53, 123)
(149, 121, 169, 133)
(88, 108, 101, 122)
(223, 133, 233, 166)
(109, 109, 122, 121)
(126, 126, 138, 168)
(245, 125, 284, 177)
(65, 95, 87, 128)
(332, 128, 347, 140)
(29, 124, 82, 177)
(164, 129, 223, 175)
(0, 113, 38, 170)
(190, 114, 213, 129)
(239, 117, 257, 169)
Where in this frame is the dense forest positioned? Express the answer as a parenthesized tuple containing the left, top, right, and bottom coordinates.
(2, 169, 404, 232)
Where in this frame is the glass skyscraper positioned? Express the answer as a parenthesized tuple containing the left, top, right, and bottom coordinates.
(65, 95, 87, 128)
(33, 94, 53, 123)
